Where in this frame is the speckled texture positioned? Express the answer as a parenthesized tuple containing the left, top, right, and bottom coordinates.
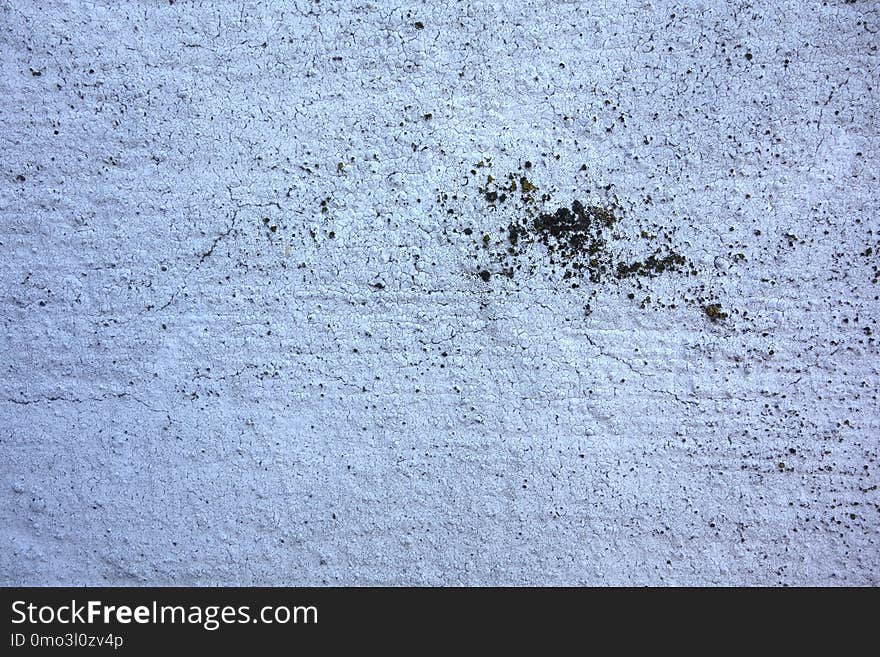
(2, 0, 878, 585)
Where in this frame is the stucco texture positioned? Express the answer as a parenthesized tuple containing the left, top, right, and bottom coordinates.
(2, 0, 879, 585)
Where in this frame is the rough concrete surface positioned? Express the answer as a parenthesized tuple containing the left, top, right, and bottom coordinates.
(2, 0, 879, 586)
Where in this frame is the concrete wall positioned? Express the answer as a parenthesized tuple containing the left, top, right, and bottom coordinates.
(2, 0, 878, 585)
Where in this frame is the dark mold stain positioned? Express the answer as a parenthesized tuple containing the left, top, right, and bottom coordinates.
(438, 161, 726, 321)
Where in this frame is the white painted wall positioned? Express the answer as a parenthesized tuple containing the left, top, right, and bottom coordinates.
(2, 0, 878, 585)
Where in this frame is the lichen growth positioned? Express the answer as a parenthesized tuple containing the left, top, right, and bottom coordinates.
(704, 304, 728, 321)
(437, 161, 727, 322)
